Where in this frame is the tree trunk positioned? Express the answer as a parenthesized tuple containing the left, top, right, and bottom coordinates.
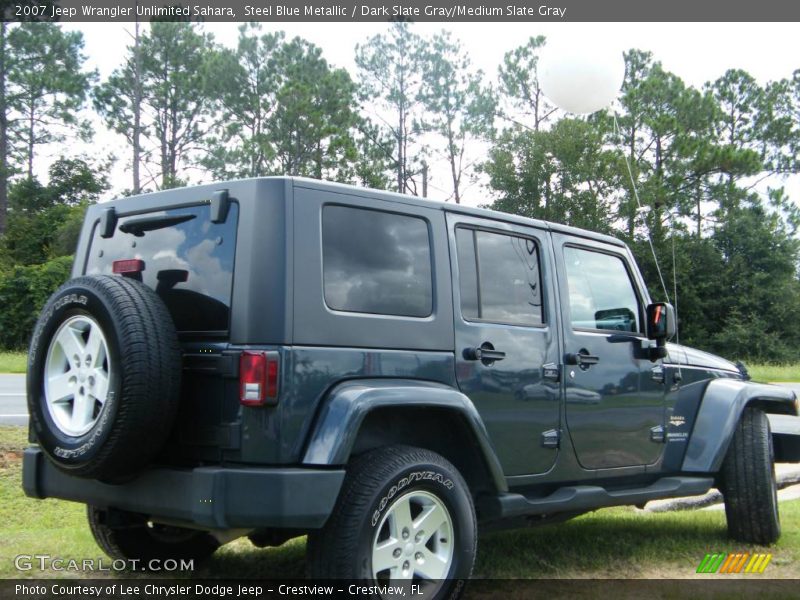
(653, 135, 664, 240)
(696, 188, 702, 237)
(169, 101, 178, 185)
(397, 103, 404, 193)
(160, 115, 168, 189)
(314, 140, 322, 179)
(27, 100, 34, 179)
(446, 118, 460, 204)
(627, 125, 637, 237)
(132, 18, 142, 194)
(448, 145, 460, 204)
(543, 173, 551, 221)
(0, 23, 8, 236)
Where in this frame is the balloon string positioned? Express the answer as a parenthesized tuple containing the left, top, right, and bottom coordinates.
(613, 112, 670, 305)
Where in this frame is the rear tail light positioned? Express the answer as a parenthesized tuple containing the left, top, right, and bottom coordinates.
(112, 259, 145, 274)
(239, 351, 280, 407)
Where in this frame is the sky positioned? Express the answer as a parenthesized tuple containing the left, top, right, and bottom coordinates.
(57, 21, 800, 207)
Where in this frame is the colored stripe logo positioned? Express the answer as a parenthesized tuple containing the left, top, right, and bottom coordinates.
(696, 552, 772, 574)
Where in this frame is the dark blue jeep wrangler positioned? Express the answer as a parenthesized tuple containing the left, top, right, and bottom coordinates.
(22, 178, 800, 594)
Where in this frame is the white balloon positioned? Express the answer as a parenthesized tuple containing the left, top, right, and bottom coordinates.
(538, 40, 625, 115)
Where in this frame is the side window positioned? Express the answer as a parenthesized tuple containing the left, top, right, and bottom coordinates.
(563, 246, 641, 333)
(456, 227, 544, 326)
(322, 205, 433, 318)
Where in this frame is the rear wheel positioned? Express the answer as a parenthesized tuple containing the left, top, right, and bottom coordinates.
(307, 445, 476, 598)
(88, 506, 219, 566)
(720, 407, 780, 544)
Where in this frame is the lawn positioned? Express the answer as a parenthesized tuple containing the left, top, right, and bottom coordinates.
(0, 352, 26, 374)
(748, 363, 800, 383)
(1, 426, 799, 582)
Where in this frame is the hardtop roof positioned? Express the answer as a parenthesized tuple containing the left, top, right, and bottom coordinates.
(293, 177, 625, 248)
(100, 176, 626, 249)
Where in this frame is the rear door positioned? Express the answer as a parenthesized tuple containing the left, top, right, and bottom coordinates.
(553, 234, 665, 469)
(84, 202, 242, 463)
(449, 213, 561, 477)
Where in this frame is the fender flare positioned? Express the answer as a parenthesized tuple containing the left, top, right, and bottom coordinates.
(682, 378, 798, 473)
(301, 378, 508, 493)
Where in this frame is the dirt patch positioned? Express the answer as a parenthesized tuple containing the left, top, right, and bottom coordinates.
(0, 449, 22, 469)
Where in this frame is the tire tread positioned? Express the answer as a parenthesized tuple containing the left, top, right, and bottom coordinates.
(307, 444, 476, 584)
(29, 275, 181, 480)
(721, 407, 780, 544)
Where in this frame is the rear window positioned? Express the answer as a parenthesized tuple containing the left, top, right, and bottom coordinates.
(85, 203, 238, 333)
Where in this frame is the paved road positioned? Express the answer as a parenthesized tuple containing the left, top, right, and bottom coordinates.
(1, 377, 798, 427)
(0, 373, 26, 426)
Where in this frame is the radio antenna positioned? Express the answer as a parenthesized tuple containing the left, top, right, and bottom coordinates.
(613, 113, 670, 302)
(613, 113, 680, 349)
(670, 216, 680, 347)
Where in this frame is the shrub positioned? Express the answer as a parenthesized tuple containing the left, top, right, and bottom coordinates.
(0, 256, 73, 350)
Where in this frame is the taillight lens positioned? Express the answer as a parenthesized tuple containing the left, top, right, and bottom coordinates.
(112, 259, 145, 274)
(240, 351, 280, 407)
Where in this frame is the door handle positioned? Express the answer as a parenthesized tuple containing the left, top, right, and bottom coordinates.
(464, 343, 506, 364)
(565, 349, 600, 370)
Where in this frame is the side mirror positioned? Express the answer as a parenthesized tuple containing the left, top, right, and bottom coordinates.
(646, 302, 676, 341)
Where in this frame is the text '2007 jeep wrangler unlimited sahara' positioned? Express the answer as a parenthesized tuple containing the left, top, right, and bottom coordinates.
(22, 177, 800, 594)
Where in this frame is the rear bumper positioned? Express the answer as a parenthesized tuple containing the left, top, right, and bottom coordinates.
(22, 447, 345, 530)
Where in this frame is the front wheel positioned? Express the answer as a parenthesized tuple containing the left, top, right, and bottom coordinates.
(307, 445, 476, 598)
(719, 407, 780, 544)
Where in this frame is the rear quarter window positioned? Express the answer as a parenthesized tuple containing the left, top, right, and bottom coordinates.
(84, 203, 238, 333)
(322, 205, 433, 318)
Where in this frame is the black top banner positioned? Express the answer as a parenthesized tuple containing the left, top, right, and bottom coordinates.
(3, 0, 799, 22)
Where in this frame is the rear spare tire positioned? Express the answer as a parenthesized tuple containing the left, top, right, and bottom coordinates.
(27, 275, 181, 481)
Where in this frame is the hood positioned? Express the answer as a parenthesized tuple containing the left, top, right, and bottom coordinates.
(665, 343, 740, 374)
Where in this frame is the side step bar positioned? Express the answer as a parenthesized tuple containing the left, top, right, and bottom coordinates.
(482, 476, 714, 521)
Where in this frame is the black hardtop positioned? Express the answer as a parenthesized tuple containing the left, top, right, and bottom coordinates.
(88, 176, 626, 249)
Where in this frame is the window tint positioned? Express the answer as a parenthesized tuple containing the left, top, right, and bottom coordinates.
(563, 246, 641, 333)
(86, 203, 238, 333)
(322, 205, 433, 318)
(456, 228, 543, 326)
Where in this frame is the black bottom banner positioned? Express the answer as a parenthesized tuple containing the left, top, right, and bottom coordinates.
(2, 579, 799, 600)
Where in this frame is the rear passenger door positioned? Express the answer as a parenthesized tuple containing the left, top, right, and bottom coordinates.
(448, 214, 561, 476)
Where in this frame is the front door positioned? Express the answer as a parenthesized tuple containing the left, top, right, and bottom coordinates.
(554, 234, 665, 469)
(449, 214, 561, 477)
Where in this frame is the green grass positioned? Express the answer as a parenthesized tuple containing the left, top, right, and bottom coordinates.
(474, 504, 800, 579)
(0, 352, 26, 374)
(748, 363, 800, 383)
(1, 426, 799, 581)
